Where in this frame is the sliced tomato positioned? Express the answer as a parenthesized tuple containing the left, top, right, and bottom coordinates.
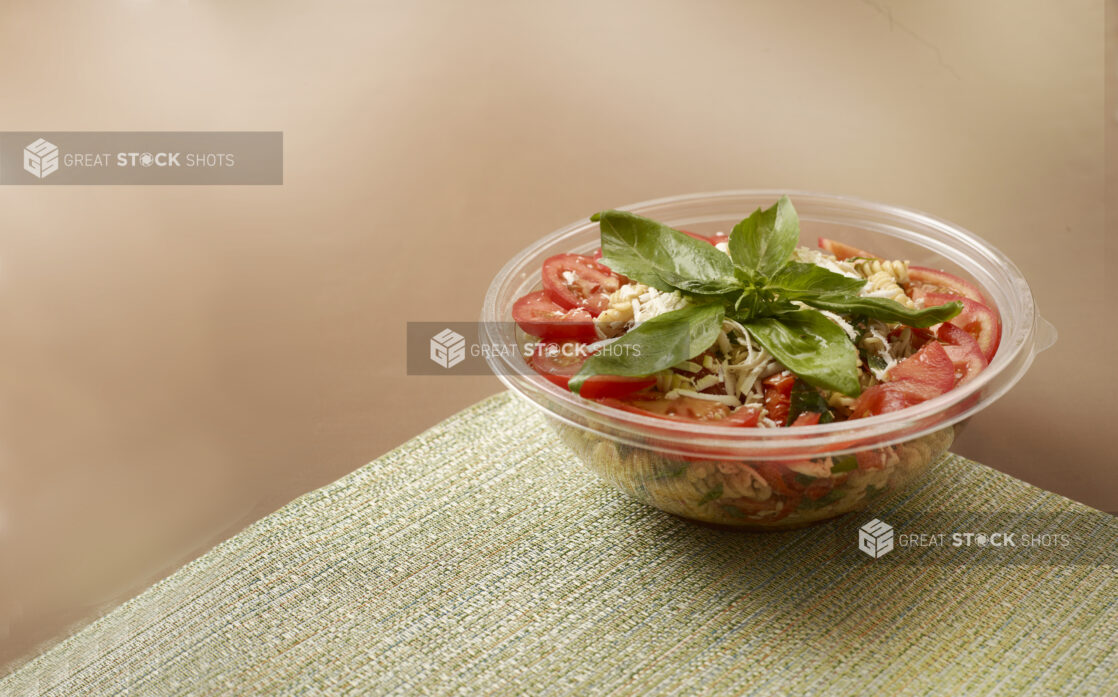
(751, 462, 802, 498)
(526, 341, 655, 399)
(855, 448, 889, 470)
(849, 380, 943, 419)
(886, 340, 954, 393)
(936, 322, 989, 385)
(803, 476, 835, 501)
(924, 292, 1001, 361)
(599, 396, 761, 426)
(526, 340, 589, 380)
(724, 406, 762, 427)
(790, 411, 821, 427)
(541, 253, 622, 316)
(589, 247, 603, 260)
(763, 372, 796, 426)
(512, 291, 597, 342)
(907, 266, 986, 304)
(818, 237, 875, 260)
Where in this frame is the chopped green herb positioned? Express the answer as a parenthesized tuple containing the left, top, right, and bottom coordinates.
(650, 464, 689, 481)
(698, 484, 724, 505)
(788, 379, 836, 425)
(718, 503, 748, 519)
(793, 472, 817, 488)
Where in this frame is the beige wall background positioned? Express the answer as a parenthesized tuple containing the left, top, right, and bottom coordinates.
(0, 0, 1112, 674)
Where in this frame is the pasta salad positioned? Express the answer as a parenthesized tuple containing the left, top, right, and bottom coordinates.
(513, 196, 1000, 428)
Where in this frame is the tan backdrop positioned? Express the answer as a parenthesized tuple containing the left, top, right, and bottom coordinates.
(0, 0, 1113, 674)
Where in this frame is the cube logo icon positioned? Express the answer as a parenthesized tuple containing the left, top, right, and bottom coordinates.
(430, 328, 466, 369)
(858, 518, 894, 558)
(23, 138, 60, 179)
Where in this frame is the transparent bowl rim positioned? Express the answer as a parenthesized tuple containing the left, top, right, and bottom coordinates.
(481, 189, 1049, 455)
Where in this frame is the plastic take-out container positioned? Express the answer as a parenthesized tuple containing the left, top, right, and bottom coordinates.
(481, 191, 1056, 529)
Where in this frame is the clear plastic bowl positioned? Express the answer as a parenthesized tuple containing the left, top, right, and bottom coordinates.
(481, 191, 1055, 529)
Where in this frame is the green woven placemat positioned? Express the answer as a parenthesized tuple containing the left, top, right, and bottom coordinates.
(3, 392, 1115, 696)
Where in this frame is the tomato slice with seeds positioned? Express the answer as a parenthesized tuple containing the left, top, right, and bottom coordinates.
(526, 341, 655, 399)
(512, 291, 597, 342)
(790, 411, 822, 427)
(762, 372, 796, 426)
(923, 292, 1000, 361)
(541, 254, 622, 316)
(936, 322, 989, 386)
(852, 341, 961, 419)
(849, 380, 944, 419)
(886, 340, 955, 393)
(818, 237, 875, 260)
(907, 266, 986, 304)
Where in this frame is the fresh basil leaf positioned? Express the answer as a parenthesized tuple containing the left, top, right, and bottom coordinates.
(769, 262, 866, 296)
(727, 195, 799, 279)
(788, 379, 836, 426)
(743, 310, 862, 396)
(798, 294, 962, 328)
(592, 210, 740, 295)
(569, 303, 725, 393)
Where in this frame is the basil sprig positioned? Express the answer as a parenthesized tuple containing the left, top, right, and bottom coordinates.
(571, 196, 962, 396)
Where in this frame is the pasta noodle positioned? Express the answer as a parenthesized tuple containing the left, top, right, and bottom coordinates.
(854, 258, 914, 308)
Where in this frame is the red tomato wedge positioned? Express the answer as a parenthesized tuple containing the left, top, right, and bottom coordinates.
(512, 291, 597, 342)
(763, 372, 796, 426)
(886, 340, 955, 393)
(936, 322, 989, 386)
(923, 292, 1001, 361)
(541, 254, 622, 316)
(907, 266, 986, 304)
(818, 237, 875, 260)
(599, 396, 761, 426)
(790, 411, 822, 427)
(526, 341, 655, 399)
(849, 380, 944, 419)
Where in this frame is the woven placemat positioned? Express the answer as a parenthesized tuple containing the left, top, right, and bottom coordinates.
(3, 392, 1115, 696)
